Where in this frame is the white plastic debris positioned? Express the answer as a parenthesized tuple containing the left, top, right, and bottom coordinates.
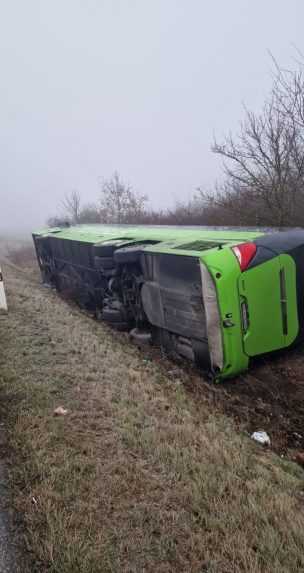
(53, 406, 68, 416)
(251, 431, 271, 446)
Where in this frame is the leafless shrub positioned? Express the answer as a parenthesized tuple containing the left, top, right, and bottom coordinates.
(46, 216, 71, 227)
(78, 204, 101, 224)
(99, 172, 148, 224)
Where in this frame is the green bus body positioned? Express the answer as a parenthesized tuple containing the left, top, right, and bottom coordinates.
(32, 224, 303, 381)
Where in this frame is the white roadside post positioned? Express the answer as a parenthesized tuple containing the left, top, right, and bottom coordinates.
(0, 267, 8, 311)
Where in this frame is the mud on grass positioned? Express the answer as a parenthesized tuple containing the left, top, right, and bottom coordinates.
(1, 262, 304, 571)
(160, 349, 304, 457)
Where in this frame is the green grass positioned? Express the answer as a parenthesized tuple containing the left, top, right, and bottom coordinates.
(1, 260, 304, 572)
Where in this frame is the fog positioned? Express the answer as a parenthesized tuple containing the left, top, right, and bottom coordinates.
(0, 0, 303, 233)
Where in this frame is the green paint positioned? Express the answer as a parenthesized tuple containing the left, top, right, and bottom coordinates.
(200, 247, 249, 379)
(238, 254, 299, 357)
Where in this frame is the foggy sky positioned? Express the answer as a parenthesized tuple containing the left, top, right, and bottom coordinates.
(0, 0, 303, 232)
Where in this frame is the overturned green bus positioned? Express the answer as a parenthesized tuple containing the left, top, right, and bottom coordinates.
(32, 225, 304, 381)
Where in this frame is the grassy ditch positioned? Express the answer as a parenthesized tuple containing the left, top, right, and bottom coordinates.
(1, 260, 304, 572)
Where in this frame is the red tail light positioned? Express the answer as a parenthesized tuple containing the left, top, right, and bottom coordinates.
(232, 243, 257, 272)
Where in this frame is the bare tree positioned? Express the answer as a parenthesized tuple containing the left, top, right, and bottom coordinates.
(99, 172, 147, 224)
(61, 190, 81, 223)
(274, 52, 304, 131)
(212, 60, 304, 227)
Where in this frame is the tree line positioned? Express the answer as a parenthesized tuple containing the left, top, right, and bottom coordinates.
(48, 57, 304, 228)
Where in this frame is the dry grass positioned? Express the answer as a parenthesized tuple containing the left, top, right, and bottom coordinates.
(3, 240, 37, 271)
(1, 260, 304, 572)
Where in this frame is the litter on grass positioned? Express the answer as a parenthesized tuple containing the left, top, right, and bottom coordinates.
(251, 431, 271, 446)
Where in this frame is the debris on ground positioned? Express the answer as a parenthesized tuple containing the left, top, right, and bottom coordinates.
(251, 430, 271, 446)
(53, 406, 69, 416)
